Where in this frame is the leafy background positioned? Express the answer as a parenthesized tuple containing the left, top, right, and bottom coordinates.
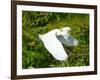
(22, 11, 89, 69)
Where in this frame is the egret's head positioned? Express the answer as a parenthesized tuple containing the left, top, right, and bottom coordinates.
(60, 27, 71, 33)
(56, 27, 71, 36)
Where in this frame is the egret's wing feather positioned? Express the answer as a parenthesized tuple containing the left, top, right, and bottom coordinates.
(57, 35, 78, 46)
(40, 29, 68, 61)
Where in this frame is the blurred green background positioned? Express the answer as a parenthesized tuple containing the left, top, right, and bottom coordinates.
(22, 11, 89, 69)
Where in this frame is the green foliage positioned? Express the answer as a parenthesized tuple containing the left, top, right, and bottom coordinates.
(22, 11, 89, 69)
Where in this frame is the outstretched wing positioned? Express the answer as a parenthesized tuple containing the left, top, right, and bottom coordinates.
(57, 27, 78, 47)
(57, 35, 78, 46)
(39, 29, 68, 61)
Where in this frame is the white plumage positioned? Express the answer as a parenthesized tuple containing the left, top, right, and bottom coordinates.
(39, 27, 78, 61)
(57, 27, 78, 46)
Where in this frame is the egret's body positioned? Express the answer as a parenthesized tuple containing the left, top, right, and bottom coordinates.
(39, 29, 68, 61)
(39, 27, 78, 61)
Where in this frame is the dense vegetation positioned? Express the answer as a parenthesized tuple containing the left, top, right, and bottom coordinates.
(22, 11, 89, 69)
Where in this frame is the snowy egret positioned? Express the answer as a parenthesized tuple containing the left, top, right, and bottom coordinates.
(39, 27, 78, 61)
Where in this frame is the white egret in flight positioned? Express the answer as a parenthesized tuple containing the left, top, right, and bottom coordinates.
(39, 27, 78, 61)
